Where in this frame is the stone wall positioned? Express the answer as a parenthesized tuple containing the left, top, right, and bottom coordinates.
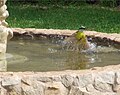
(0, 65, 120, 95)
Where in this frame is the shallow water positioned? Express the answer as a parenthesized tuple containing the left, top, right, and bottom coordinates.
(5, 38, 120, 72)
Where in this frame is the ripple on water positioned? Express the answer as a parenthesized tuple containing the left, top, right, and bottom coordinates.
(6, 53, 28, 64)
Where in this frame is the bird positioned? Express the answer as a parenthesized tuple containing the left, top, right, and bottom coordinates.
(63, 26, 90, 51)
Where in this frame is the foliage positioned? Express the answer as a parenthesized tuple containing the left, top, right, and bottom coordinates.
(6, 4, 120, 33)
(99, 0, 118, 7)
(7, 0, 120, 7)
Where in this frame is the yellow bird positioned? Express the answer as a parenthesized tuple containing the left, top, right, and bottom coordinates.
(63, 26, 90, 51)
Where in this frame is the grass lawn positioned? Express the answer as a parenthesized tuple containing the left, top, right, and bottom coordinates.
(7, 3, 120, 33)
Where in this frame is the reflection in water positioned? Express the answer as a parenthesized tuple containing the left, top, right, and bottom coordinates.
(61, 38, 98, 70)
(0, 51, 90, 71)
(0, 59, 7, 71)
(0, 53, 28, 71)
(0, 54, 13, 71)
(65, 52, 89, 70)
(63, 50, 102, 70)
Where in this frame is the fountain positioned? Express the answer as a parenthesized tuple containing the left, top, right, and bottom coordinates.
(0, 0, 120, 95)
(4, 29, 120, 95)
(0, 0, 13, 71)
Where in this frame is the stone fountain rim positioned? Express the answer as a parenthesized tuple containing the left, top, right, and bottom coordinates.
(11, 28, 120, 44)
(6, 28, 120, 74)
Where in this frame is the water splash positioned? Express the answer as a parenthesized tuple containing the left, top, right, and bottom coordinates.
(61, 37, 97, 53)
(81, 42, 96, 53)
(48, 48, 57, 53)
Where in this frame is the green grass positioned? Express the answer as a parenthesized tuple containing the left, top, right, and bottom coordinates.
(6, 3, 120, 33)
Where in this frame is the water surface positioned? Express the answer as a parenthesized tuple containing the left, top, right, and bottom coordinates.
(6, 38, 120, 72)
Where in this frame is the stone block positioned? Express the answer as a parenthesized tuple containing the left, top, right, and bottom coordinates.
(94, 73, 113, 92)
(45, 82, 68, 95)
(21, 80, 45, 95)
(97, 71, 115, 84)
(2, 75, 21, 86)
(86, 84, 98, 92)
(116, 71, 120, 84)
(61, 75, 74, 88)
(69, 86, 90, 95)
(73, 73, 94, 88)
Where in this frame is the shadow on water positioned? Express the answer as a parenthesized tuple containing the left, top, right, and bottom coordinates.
(2, 36, 119, 72)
